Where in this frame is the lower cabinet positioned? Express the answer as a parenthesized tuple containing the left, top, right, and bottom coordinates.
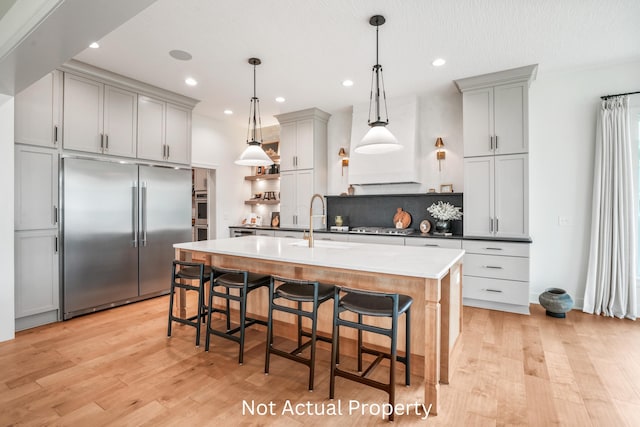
(314, 232, 349, 242)
(255, 229, 275, 237)
(462, 240, 530, 314)
(15, 229, 60, 330)
(404, 237, 462, 249)
(348, 234, 404, 246)
(274, 230, 305, 239)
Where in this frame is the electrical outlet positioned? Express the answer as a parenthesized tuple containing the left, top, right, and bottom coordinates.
(558, 216, 570, 226)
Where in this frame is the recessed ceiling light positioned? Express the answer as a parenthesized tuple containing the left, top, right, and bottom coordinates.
(342, 80, 354, 87)
(169, 49, 192, 61)
(275, 97, 285, 103)
(224, 109, 233, 115)
(432, 58, 446, 67)
(89, 42, 100, 49)
(185, 77, 198, 86)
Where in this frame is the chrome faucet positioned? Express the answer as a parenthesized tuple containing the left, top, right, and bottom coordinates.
(308, 193, 326, 248)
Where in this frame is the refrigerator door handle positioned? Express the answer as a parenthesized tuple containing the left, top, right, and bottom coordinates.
(132, 183, 138, 247)
(141, 182, 148, 247)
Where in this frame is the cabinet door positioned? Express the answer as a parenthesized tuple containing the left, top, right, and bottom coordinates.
(137, 95, 165, 161)
(295, 119, 314, 169)
(279, 122, 297, 171)
(15, 229, 59, 318)
(103, 85, 137, 158)
(494, 154, 528, 238)
(494, 83, 527, 155)
(165, 103, 191, 164)
(63, 73, 103, 153)
(464, 157, 494, 236)
(295, 169, 314, 228)
(463, 88, 493, 157)
(279, 171, 297, 227)
(14, 70, 61, 148)
(15, 145, 58, 230)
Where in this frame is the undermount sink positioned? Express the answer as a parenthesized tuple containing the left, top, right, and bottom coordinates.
(288, 240, 352, 249)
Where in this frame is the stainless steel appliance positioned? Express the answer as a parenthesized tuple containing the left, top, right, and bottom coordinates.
(194, 191, 207, 225)
(62, 157, 191, 319)
(350, 226, 416, 236)
(194, 224, 208, 241)
(231, 228, 256, 238)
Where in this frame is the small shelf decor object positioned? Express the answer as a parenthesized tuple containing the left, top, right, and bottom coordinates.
(439, 184, 453, 193)
(538, 288, 574, 318)
(271, 212, 280, 228)
(427, 201, 463, 233)
(419, 219, 431, 234)
(262, 141, 279, 158)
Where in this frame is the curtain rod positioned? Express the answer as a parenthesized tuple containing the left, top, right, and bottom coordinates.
(600, 91, 640, 100)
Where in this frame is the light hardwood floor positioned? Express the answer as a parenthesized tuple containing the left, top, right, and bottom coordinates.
(1, 297, 639, 426)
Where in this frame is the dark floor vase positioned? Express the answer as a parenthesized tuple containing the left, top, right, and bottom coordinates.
(538, 288, 574, 318)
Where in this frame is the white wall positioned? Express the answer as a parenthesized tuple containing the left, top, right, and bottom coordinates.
(326, 88, 464, 196)
(191, 112, 250, 240)
(0, 94, 15, 342)
(529, 59, 640, 308)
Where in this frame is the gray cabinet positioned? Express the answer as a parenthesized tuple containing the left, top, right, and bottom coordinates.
(138, 96, 191, 164)
(63, 73, 137, 157)
(14, 70, 62, 148)
(14, 145, 58, 230)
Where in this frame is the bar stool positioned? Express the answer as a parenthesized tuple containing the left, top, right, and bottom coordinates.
(329, 287, 413, 421)
(205, 267, 270, 364)
(167, 260, 212, 346)
(264, 276, 335, 391)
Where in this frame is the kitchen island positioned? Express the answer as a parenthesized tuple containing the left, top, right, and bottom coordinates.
(174, 236, 464, 415)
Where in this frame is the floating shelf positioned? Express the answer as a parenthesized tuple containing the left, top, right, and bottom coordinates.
(244, 199, 280, 205)
(245, 173, 280, 181)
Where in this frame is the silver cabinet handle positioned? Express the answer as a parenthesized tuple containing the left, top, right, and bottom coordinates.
(483, 288, 503, 293)
(54, 126, 58, 144)
(495, 218, 499, 232)
(167, 145, 170, 159)
(489, 218, 493, 232)
(132, 184, 138, 247)
(495, 135, 498, 149)
(484, 247, 503, 251)
(483, 265, 504, 269)
(162, 144, 166, 159)
(54, 236, 58, 253)
(100, 134, 104, 150)
(423, 244, 440, 247)
(53, 205, 58, 224)
(105, 134, 109, 151)
(141, 183, 148, 247)
(489, 135, 493, 150)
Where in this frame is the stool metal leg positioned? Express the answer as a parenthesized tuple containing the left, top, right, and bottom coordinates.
(238, 287, 247, 365)
(167, 266, 176, 338)
(264, 279, 275, 375)
(405, 307, 411, 386)
(329, 298, 339, 399)
(357, 313, 363, 372)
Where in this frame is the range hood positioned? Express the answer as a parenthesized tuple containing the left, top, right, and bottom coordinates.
(348, 95, 420, 185)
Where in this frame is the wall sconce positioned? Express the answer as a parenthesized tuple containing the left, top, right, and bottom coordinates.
(435, 137, 445, 171)
(338, 147, 349, 176)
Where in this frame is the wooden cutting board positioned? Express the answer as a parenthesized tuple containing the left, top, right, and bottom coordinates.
(393, 208, 411, 229)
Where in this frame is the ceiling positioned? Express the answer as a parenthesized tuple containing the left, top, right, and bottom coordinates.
(73, 0, 640, 127)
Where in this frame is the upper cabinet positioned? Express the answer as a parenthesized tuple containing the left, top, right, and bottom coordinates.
(456, 65, 537, 158)
(14, 70, 62, 148)
(59, 60, 198, 165)
(276, 108, 330, 172)
(138, 96, 191, 164)
(63, 73, 137, 158)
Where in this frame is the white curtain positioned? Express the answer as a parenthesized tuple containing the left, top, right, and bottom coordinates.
(584, 96, 637, 320)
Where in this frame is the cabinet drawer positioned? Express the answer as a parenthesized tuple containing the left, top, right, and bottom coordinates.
(348, 234, 404, 246)
(255, 230, 275, 237)
(463, 276, 529, 305)
(274, 230, 305, 239)
(463, 240, 530, 257)
(464, 253, 529, 281)
(315, 232, 349, 242)
(405, 237, 462, 249)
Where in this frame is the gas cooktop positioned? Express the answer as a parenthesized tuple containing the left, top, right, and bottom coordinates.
(350, 227, 416, 236)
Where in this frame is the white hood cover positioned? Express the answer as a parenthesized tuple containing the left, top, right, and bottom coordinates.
(348, 95, 420, 184)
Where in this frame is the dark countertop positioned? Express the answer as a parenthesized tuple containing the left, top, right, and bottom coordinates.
(229, 225, 532, 243)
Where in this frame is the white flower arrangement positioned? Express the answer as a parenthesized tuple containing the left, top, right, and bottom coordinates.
(427, 201, 463, 221)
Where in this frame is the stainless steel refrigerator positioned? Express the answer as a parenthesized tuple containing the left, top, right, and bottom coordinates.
(62, 157, 191, 319)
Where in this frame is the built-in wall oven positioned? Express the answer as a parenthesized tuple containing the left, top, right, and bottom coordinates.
(195, 191, 207, 225)
(194, 224, 208, 241)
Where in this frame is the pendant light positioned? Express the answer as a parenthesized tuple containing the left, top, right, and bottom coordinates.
(235, 58, 273, 166)
(354, 15, 402, 154)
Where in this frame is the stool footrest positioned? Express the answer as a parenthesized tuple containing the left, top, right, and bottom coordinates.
(333, 366, 391, 394)
(361, 353, 385, 378)
(361, 345, 409, 365)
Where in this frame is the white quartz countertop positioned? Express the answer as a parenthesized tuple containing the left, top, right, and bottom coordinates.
(174, 236, 464, 280)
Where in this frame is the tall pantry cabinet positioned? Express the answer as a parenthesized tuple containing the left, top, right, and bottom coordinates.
(275, 108, 330, 229)
(455, 64, 537, 315)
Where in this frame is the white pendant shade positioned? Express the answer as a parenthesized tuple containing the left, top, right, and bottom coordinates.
(354, 125, 402, 154)
(234, 143, 273, 166)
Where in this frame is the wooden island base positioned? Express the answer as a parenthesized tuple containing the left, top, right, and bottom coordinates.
(175, 247, 463, 416)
